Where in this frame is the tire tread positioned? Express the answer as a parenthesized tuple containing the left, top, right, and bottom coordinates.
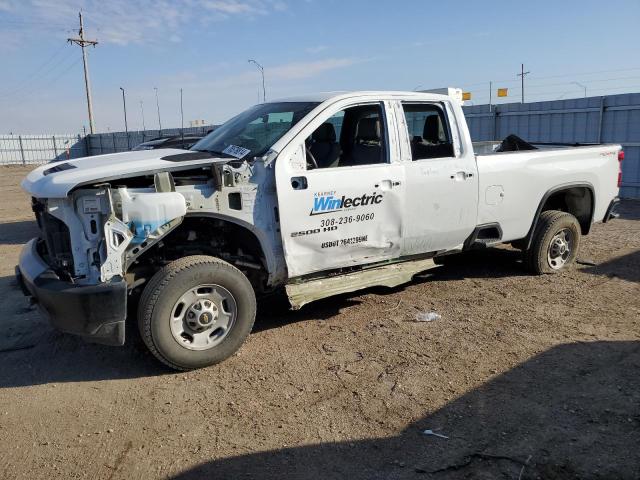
(524, 210, 580, 274)
(137, 255, 255, 370)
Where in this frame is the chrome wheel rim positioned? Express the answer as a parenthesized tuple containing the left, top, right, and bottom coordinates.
(170, 284, 237, 351)
(547, 228, 573, 270)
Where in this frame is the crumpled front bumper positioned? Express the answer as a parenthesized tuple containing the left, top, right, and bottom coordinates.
(15, 238, 127, 346)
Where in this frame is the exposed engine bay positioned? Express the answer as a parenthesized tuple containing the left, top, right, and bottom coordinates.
(32, 158, 283, 293)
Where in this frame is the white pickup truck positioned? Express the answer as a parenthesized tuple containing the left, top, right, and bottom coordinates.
(16, 90, 622, 370)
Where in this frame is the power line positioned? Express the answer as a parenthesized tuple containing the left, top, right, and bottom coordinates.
(526, 75, 640, 89)
(0, 52, 80, 101)
(460, 66, 640, 89)
(467, 83, 640, 102)
(0, 56, 83, 107)
(0, 19, 72, 28)
(0, 44, 71, 98)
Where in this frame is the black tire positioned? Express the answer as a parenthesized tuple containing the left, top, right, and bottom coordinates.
(524, 210, 581, 274)
(138, 255, 256, 370)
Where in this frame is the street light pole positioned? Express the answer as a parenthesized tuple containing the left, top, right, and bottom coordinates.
(248, 59, 266, 102)
(154, 87, 162, 133)
(140, 100, 146, 131)
(180, 88, 184, 148)
(120, 87, 129, 149)
(572, 81, 587, 98)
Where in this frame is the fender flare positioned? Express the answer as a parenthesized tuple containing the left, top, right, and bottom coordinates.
(524, 182, 595, 250)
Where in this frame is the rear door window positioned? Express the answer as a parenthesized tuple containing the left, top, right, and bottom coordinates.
(402, 103, 454, 160)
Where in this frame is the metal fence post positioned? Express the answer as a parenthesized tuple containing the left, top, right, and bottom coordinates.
(52, 135, 58, 159)
(18, 135, 25, 165)
(597, 96, 605, 143)
(77, 134, 84, 157)
(112, 133, 116, 153)
(99, 133, 103, 155)
(492, 107, 498, 141)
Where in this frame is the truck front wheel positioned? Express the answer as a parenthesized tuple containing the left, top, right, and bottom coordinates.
(524, 210, 581, 274)
(138, 255, 256, 370)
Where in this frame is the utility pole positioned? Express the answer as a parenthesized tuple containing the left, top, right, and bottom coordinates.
(248, 59, 266, 102)
(517, 63, 530, 104)
(68, 11, 98, 134)
(120, 87, 129, 149)
(139, 100, 146, 130)
(154, 87, 162, 133)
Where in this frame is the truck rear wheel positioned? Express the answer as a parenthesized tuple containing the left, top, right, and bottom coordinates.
(138, 255, 256, 370)
(524, 210, 581, 274)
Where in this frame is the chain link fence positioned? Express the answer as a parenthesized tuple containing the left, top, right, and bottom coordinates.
(0, 126, 215, 165)
(0, 134, 88, 166)
(2, 93, 638, 198)
(86, 126, 215, 156)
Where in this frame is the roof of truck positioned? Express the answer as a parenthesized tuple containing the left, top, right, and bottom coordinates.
(272, 90, 451, 103)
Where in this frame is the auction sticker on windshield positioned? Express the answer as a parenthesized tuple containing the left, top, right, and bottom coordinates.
(222, 144, 251, 159)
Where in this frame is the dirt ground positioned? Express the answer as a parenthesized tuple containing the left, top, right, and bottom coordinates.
(0, 165, 638, 480)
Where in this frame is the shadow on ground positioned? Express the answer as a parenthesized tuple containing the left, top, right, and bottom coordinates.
(583, 250, 640, 283)
(0, 273, 167, 388)
(255, 247, 528, 333)
(170, 341, 640, 480)
(0, 220, 38, 245)
(2, 234, 634, 388)
(0, 246, 531, 386)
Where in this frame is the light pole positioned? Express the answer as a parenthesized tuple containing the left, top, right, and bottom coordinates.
(154, 87, 162, 133)
(180, 88, 184, 147)
(572, 81, 587, 98)
(248, 59, 266, 102)
(120, 87, 129, 149)
(139, 100, 146, 131)
(413, 84, 424, 91)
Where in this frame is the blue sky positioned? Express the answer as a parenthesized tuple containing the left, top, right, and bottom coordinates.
(1, 0, 639, 134)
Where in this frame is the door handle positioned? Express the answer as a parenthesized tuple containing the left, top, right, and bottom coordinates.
(450, 171, 474, 180)
(375, 179, 401, 190)
(291, 176, 308, 190)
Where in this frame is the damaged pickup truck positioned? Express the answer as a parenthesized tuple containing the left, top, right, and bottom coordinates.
(16, 90, 622, 370)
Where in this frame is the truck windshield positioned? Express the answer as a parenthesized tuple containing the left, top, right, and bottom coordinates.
(191, 102, 319, 160)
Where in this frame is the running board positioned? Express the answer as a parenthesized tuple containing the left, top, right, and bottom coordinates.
(285, 258, 437, 310)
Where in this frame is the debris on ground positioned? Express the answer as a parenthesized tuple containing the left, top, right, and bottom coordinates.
(415, 311, 441, 322)
(422, 429, 449, 439)
(577, 258, 597, 266)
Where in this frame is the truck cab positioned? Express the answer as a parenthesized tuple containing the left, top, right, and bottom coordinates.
(272, 92, 478, 277)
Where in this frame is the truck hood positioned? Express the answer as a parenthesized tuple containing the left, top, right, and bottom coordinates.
(22, 149, 224, 198)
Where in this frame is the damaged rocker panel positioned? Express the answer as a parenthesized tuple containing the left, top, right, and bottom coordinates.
(285, 258, 437, 309)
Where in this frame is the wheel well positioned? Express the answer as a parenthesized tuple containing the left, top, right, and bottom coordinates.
(539, 186, 594, 235)
(129, 216, 270, 293)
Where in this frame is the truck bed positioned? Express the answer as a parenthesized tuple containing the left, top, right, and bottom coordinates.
(473, 143, 621, 243)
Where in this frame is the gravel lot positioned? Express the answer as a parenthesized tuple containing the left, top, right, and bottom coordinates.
(0, 165, 639, 479)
